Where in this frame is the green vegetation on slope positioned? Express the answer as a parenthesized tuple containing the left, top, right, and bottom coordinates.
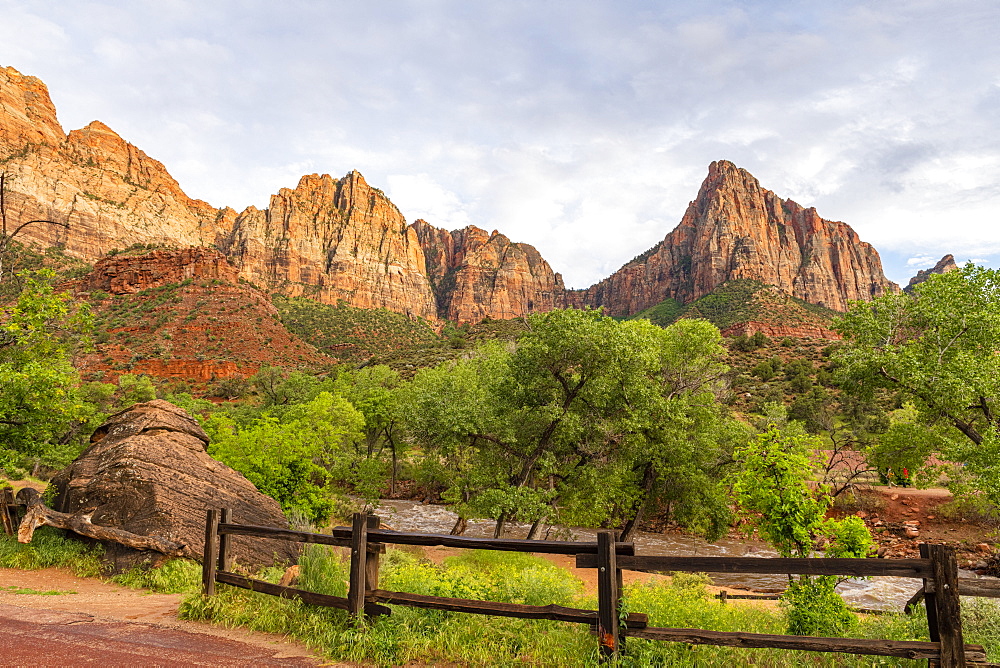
(630, 280, 839, 331)
(274, 295, 451, 371)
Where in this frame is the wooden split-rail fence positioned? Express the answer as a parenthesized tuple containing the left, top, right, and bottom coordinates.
(1, 488, 20, 537)
(202, 509, 995, 667)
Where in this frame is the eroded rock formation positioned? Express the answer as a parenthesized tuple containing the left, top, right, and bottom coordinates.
(905, 254, 958, 292)
(219, 172, 436, 320)
(79, 247, 239, 295)
(1, 67, 435, 319)
(570, 160, 899, 315)
(49, 400, 299, 569)
(3, 66, 900, 327)
(412, 220, 565, 323)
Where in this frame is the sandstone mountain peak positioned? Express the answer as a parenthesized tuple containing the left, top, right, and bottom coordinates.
(570, 160, 898, 315)
(412, 219, 565, 322)
(905, 254, 958, 292)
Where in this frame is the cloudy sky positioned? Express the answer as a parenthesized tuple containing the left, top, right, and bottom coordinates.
(2, 1, 998, 288)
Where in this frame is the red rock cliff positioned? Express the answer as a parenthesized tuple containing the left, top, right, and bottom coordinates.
(412, 220, 566, 323)
(1, 66, 435, 320)
(219, 172, 436, 320)
(79, 247, 240, 295)
(570, 160, 899, 315)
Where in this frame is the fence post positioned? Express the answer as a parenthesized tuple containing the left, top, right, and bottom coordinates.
(217, 508, 232, 572)
(347, 511, 369, 618)
(202, 508, 219, 596)
(365, 514, 381, 595)
(925, 543, 966, 668)
(1, 488, 14, 537)
(596, 530, 620, 659)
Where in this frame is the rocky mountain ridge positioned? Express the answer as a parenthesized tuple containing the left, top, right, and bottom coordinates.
(569, 160, 899, 315)
(3, 65, 897, 327)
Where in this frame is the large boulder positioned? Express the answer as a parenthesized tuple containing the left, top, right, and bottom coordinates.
(50, 400, 298, 570)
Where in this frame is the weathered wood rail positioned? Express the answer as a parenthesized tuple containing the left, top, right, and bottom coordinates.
(0, 487, 19, 536)
(201, 509, 649, 632)
(200, 509, 991, 666)
(577, 539, 986, 666)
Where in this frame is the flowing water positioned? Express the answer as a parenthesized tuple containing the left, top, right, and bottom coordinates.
(372, 499, 989, 612)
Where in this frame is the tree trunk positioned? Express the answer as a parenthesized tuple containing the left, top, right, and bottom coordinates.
(525, 517, 543, 540)
(493, 511, 507, 539)
(449, 516, 467, 535)
(15, 488, 194, 559)
(390, 439, 397, 497)
(620, 463, 656, 543)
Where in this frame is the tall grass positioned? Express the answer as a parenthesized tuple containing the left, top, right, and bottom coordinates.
(0, 526, 103, 577)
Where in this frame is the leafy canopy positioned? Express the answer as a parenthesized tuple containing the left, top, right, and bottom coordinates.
(834, 263, 1000, 501)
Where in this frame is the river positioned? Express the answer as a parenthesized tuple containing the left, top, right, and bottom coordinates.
(372, 499, 988, 612)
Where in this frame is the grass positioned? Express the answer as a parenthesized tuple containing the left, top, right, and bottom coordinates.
(0, 526, 103, 577)
(0, 585, 76, 595)
(3, 529, 997, 665)
(177, 546, 964, 667)
(110, 557, 203, 594)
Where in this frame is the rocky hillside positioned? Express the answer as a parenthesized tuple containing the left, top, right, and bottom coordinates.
(73, 247, 331, 383)
(568, 160, 899, 315)
(630, 280, 841, 340)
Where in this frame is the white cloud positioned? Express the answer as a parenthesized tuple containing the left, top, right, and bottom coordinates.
(906, 255, 937, 268)
(385, 174, 472, 230)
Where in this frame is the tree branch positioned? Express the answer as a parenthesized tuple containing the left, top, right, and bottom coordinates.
(15, 488, 195, 559)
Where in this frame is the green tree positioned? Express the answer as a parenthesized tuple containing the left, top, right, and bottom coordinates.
(834, 264, 1000, 501)
(335, 365, 406, 494)
(400, 310, 740, 541)
(0, 270, 93, 474)
(204, 391, 365, 524)
(732, 427, 873, 636)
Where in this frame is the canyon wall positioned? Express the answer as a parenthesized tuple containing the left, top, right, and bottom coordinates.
(412, 220, 565, 322)
(218, 172, 437, 321)
(570, 160, 899, 315)
(3, 66, 898, 327)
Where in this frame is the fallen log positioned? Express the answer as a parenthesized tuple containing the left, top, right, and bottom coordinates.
(16, 488, 195, 559)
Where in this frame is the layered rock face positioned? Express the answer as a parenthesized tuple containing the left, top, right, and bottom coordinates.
(79, 247, 239, 295)
(71, 247, 329, 382)
(0, 67, 221, 259)
(1, 66, 435, 319)
(905, 254, 958, 292)
(571, 161, 898, 315)
(218, 172, 437, 320)
(50, 400, 299, 569)
(3, 67, 899, 327)
(412, 220, 565, 323)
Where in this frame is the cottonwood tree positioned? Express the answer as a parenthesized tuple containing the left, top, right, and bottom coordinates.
(0, 270, 93, 474)
(834, 263, 1000, 502)
(400, 309, 741, 540)
(732, 427, 873, 636)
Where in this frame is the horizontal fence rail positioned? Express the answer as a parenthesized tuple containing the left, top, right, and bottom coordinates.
(623, 627, 987, 662)
(575, 540, 982, 666)
(575, 553, 933, 578)
(202, 509, 991, 667)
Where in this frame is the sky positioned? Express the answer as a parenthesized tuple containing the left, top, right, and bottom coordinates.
(1, 0, 998, 289)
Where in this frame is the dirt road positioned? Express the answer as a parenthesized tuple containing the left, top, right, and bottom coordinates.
(0, 568, 324, 666)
